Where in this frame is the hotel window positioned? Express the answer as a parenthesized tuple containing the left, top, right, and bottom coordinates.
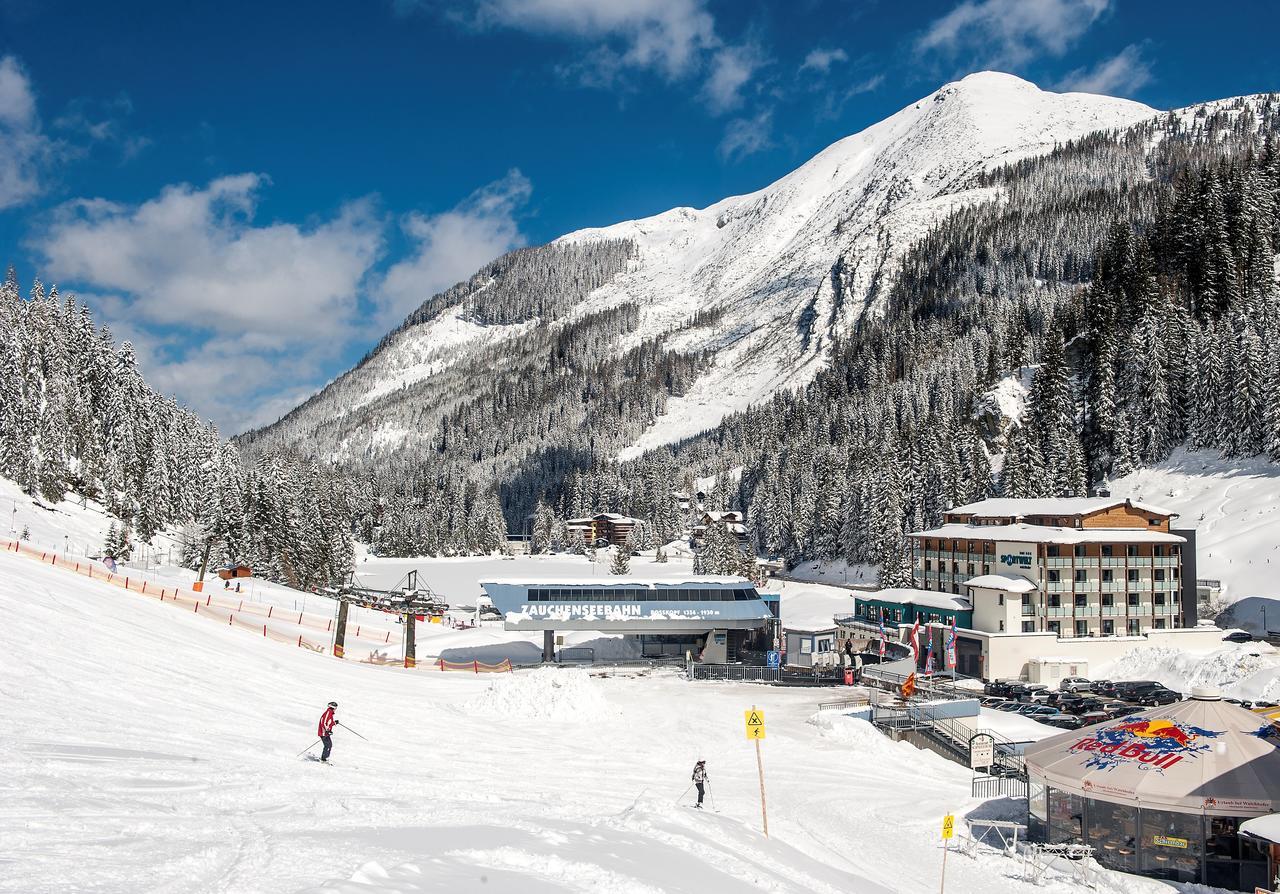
(967, 563, 975, 575)
(1074, 569, 1087, 583)
(1048, 594, 1060, 608)
(953, 540, 962, 550)
(1047, 545, 1060, 557)
(1102, 619, 1114, 635)
(1074, 620, 1088, 637)
(1154, 593, 1165, 605)
(1073, 545, 1085, 558)
(1172, 568, 1179, 579)
(1127, 619, 1141, 635)
(1126, 544, 1139, 557)
(1101, 544, 1113, 557)
(1127, 569, 1139, 583)
(1102, 594, 1114, 607)
(1148, 518, 1160, 525)
(982, 564, 990, 574)
(999, 620, 1005, 631)
(1048, 621, 1060, 634)
(952, 562, 960, 573)
(1074, 594, 1087, 608)
(1154, 545, 1165, 557)
(1154, 618, 1166, 629)
(1102, 569, 1113, 582)
(1154, 569, 1165, 582)
(1022, 621, 1036, 633)
(1127, 593, 1140, 607)
(1172, 545, 1180, 555)
(998, 594, 1004, 606)
(1048, 570, 1060, 583)
(924, 559, 932, 571)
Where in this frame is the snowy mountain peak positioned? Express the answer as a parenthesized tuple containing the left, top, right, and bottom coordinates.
(251, 74, 1163, 466)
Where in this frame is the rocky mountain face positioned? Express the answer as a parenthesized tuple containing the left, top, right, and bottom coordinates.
(244, 73, 1155, 469)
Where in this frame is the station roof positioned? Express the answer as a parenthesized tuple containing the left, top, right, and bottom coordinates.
(858, 587, 972, 612)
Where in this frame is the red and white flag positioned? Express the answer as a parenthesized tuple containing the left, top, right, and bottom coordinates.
(909, 618, 922, 666)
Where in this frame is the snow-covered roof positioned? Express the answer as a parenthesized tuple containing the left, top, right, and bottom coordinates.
(859, 588, 972, 612)
(1240, 813, 1280, 844)
(947, 497, 1175, 519)
(965, 574, 1037, 593)
(481, 576, 751, 588)
(702, 511, 743, 521)
(911, 523, 1186, 545)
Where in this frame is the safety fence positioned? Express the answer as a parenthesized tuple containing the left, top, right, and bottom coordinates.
(435, 658, 514, 673)
(0, 539, 446, 669)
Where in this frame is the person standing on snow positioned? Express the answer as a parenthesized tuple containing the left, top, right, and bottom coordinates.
(318, 701, 339, 762)
(691, 760, 708, 809)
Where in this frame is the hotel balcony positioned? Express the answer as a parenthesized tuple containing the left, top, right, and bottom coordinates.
(1101, 557, 1127, 567)
(1046, 606, 1072, 617)
(1153, 556, 1179, 567)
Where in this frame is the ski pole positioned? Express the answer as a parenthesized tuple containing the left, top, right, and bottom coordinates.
(708, 783, 717, 811)
(298, 739, 321, 757)
(338, 723, 368, 741)
(675, 784, 692, 805)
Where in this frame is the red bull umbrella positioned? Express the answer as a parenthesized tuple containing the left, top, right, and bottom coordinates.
(1023, 688, 1280, 816)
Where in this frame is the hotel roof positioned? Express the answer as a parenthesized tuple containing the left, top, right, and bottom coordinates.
(965, 574, 1037, 593)
(911, 523, 1186, 545)
(946, 497, 1175, 518)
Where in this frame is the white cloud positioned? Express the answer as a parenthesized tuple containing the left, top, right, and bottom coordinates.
(701, 44, 767, 113)
(377, 169, 532, 328)
(30, 174, 385, 430)
(917, 0, 1110, 68)
(419, 0, 760, 115)
(719, 108, 773, 162)
(799, 47, 848, 76)
(0, 54, 51, 210)
(36, 174, 383, 345)
(463, 0, 717, 79)
(1056, 44, 1152, 96)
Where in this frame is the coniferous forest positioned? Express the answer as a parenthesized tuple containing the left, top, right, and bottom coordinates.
(2, 95, 1278, 585)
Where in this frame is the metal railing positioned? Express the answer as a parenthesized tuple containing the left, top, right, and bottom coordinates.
(689, 664, 781, 683)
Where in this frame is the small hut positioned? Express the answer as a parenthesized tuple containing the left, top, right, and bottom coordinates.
(1023, 686, 1280, 890)
(216, 563, 253, 580)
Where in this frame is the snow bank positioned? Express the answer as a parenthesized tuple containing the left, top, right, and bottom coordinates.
(459, 667, 616, 722)
(1095, 643, 1280, 701)
(807, 714, 902, 756)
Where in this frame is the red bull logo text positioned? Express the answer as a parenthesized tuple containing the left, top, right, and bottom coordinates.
(1068, 718, 1220, 772)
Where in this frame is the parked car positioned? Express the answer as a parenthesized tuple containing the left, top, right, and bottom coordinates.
(1025, 706, 1062, 719)
(1017, 703, 1053, 717)
(1042, 715, 1085, 730)
(1108, 706, 1145, 719)
(1078, 711, 1110, 726)
(1059, 677, 1091, 692)
(1135, 688, 1181, 707)
(1255, 701, 1278, 709)
(996, 701, 1025, 712)
(1222, 630, 1254, 643)
(979, 696, 1006, 708)
(1112, 681, 1162, 698)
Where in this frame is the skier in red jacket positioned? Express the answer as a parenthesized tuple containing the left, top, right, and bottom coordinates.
(317, 701, 339, 762)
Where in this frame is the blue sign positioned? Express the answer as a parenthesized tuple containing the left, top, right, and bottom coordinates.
(766, 650, 781, 668)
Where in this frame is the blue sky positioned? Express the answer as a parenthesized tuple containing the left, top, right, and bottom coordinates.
(1, 0, 1276, 433)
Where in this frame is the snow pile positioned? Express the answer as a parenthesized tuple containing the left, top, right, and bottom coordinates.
(807, 713, 902, 756)
(1096, 644, 1280, 701)
(459, 667, 615, 722)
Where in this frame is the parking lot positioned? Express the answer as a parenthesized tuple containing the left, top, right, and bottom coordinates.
(980, 677, 1279, 731)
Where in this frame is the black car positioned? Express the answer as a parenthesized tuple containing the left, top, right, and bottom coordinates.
(1042, 715, 1086, 731)
(1135, 688, 1181, 707)
(1113, 680, 1162, 698)
(1108, 706, 1146, 719)
(1222, 630, 1254, 643)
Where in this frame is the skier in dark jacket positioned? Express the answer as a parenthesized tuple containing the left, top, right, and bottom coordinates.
(692, 760, 708, 808)
(317, 701, 339, 761)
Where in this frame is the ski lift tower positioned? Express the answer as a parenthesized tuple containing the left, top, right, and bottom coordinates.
(331, 569, 448, 668)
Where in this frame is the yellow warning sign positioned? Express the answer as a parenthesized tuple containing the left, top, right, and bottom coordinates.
(744, 709, 766, 740)
(941, 814, 955, 840)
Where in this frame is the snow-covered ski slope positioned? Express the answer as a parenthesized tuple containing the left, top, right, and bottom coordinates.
(263, 73, 1156, 462)
(2, 544, 1213, 894)
(1110, 447, 1280, 601)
